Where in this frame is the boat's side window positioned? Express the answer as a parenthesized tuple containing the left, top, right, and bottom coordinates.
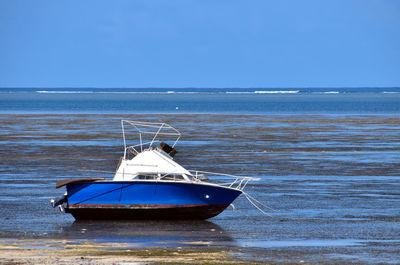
(160, 174, 184, 181)
(160, 175, 173, 180)
(137, 175, 156, 180)
(174, 174, 184, 180)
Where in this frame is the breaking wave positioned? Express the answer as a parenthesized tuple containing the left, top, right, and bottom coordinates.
(254, 90, 300, 94)
(36, 90, 95, 94)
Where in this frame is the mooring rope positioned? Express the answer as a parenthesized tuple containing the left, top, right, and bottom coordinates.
(230, 203, 261, 221)
(243, 192, 275, 218)
(243, 192, 283, 214)
(231, 191, 292, 220)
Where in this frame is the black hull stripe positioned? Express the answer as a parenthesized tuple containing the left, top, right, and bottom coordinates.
(67, 204, 229, 220)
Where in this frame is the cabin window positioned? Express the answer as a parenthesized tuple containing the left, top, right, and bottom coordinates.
(136, 174, 185, 181)
(160, 174, 185, 181)
(137, 175, 157, 180)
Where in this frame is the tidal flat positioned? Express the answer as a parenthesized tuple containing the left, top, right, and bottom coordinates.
(0, 114, 399, 264)
(0, 238, 253, 265)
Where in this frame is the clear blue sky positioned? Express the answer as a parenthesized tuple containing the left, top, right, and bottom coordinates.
(0, 0, 399, 88)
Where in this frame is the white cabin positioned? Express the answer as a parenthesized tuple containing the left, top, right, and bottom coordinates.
(113, 147, 191, 181)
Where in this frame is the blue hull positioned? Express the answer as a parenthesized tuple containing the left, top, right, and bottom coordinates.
(65, 181, 242, 220)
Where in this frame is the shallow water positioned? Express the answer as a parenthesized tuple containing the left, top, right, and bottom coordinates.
(0, 114, 399, 264)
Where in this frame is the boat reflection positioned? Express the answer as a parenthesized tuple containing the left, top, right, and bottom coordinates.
(59, 220, 236, 248)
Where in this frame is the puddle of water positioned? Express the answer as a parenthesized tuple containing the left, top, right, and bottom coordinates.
(239, 239, 363, 248)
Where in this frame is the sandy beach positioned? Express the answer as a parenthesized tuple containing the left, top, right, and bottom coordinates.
(0, 238, 264, 265)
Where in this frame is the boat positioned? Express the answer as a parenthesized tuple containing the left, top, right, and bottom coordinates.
(51, 120, 258, 220)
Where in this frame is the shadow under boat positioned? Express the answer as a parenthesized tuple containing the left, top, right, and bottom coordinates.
(57, 219, 236, 248)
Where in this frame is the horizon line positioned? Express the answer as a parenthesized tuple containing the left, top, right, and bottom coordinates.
(1, 86, 400, 90)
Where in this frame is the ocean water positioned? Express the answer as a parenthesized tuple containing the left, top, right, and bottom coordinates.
(0, 88, 400, 264)
(1, 87, 400, 114)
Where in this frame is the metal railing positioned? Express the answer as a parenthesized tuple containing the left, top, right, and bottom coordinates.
(121, 120, 181, 159)
(189, 170, 259, 191)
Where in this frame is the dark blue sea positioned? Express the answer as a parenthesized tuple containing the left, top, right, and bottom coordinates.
(0, 87, 400, 264)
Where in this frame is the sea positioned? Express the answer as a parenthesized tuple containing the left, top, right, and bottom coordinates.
(0, 87, 399, 264)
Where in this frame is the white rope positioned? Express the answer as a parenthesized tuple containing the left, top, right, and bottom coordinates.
(236, 191, 292, 220)
(243, 191, 287, 215)
(243, 193, 275, 218)
(230, 203, 260, 221)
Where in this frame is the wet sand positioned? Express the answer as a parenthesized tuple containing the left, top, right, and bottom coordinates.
(0, 239, 250, 265)
(1, 114, 399, 264)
